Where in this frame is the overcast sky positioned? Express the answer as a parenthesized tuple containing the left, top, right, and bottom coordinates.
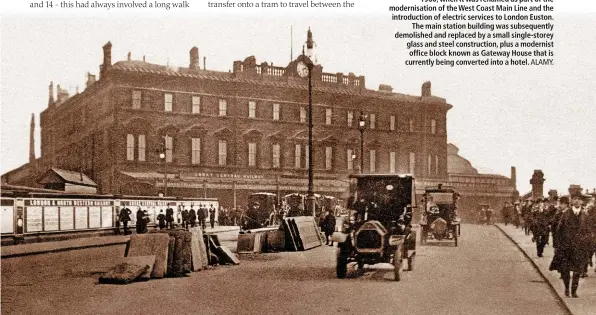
(1, 6, 595, 195)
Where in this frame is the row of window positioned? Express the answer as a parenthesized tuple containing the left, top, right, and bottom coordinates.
(131, 91, 440, 134)
(452, 176, 510, 186)
(126, 134, 441, 175)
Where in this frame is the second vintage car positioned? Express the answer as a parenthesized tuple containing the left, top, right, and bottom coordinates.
(419, 185, 461, 246)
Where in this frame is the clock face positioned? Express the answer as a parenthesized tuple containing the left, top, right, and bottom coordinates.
(296, 61, 309, 77)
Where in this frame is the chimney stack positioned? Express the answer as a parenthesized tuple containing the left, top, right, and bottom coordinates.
(378, 84, 393, 92)
(48, 81, 55, 106)
(56, 84, 70, 104)
(100, 41, 112, 79)
(530, 170, 545, 200)
(86, 72, 96, 88)
(29, 114, 35, 163)
(56, 84, 62, 103)
(127, 51, 131, 61)
(189, 47, 199, 69)
(203, 56, 206, 70)
(421, 81, 432, 97)
(510, 166, 517, 188)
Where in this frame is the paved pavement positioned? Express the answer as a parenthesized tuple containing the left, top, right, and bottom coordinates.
(496, 223, 596, 315)
(1, 224, 569, 315)
(1, 225, 240, 258)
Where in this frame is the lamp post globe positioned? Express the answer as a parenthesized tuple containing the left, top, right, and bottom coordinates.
(159, 146, 167, 197)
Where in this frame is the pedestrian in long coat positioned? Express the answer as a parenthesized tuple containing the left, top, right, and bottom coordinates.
(522, 200, 534, 235)
(165, 206, 174, 229)
(197, 205, 206, 229)
(319, 210, 327, 231)
(157, 210, 166, 230)
(189, 207, 197, 228)
(324, 211, 336, 246)
(550, 203, 566, 251)
(532, 199, 550, 257)
(119, 207, 132, 235)
(209, 205, 216, 229)
(182, 207, 189, 230)
(581, 198, 596, 276)
(546, 197, 559, 244)
(142, 210, 150, 233)
(551, 196, 591, 298)
(502, 202, 512, 226)
(136, 208, 145, 234)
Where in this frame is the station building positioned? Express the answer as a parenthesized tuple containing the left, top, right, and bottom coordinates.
(1, 31, 517, 218)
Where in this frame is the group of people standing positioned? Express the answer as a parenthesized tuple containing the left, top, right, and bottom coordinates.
(115, 204, 220, 234)
(477, 205, 495, 224)
(115, 206, 157, 234)
(502, 194, 596, 298)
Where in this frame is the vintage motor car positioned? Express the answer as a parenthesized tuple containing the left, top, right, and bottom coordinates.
(241, 192, 279, 230)
(419, 185, 461, 246)
(332, 174, 417, 281)
(283, 193, 323, 218)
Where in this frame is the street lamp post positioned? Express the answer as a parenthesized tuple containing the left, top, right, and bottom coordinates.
(294, 28, 318, 217)
(305, 31, 316, 217)
(159, 143, 168, 197)
(358, 111, 366, 174)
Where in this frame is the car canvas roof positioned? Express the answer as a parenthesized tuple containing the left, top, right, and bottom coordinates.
(424, 186, 456, 193)
(349, 173, 413, 179)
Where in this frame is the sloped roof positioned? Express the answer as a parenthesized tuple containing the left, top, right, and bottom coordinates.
(1, 183, 65, 194)
(38, 168, 97, 187)
(447, 143, 478, 175)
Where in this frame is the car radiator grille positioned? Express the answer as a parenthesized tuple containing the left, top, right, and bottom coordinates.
(356, 230, 382, 249)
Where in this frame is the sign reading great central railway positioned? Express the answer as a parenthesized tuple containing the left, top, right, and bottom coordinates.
(190, 172, 265, 180)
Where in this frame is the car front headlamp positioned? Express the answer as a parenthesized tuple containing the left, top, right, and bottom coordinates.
(389, 235, 403, 246)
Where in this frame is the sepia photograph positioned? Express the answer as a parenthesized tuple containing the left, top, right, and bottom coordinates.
(1, 3, 595, 314)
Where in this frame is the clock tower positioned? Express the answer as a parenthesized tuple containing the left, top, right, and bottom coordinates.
(288, 28, 322, 79)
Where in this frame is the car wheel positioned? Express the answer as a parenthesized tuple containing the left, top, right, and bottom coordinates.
(357, 259, 364, 270)
(393, 246, 402, 281)
(337, 251, 349, 279)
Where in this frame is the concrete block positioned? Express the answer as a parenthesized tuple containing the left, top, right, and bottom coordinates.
(112, 255, 156, 280)
(127, 234, 170, 278)
(99, 263, 150, 284)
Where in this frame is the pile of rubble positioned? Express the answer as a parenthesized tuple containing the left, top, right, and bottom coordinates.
(99, 227, 238, 284)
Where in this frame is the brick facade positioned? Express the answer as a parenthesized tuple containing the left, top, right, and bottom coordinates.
(8, 38, 455, 208)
